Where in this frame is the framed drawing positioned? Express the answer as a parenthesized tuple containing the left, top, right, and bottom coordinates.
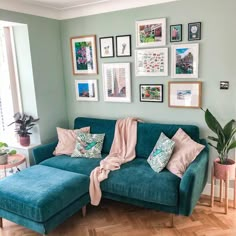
(102, 63, 131, 103)
(136, 18, 166, 48)
(171, 43, 199, 78)
(188, 22, 201, 41)
(70, 35, 98, 75)
(168, 81, 202, 108)
(75, 80, 98, 101)
(140, 84, 163, 102)
(170, 24, 182, 42)
(99, 36, 114, 58)
(116, 35, 131, 57)
(135, 48, 168, 76)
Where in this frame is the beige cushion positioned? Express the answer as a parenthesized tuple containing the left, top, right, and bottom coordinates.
(166, 128, 205, 178)
(53, 127, 90, 156)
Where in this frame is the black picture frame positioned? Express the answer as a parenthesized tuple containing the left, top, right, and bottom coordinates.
(99, 36, 114, 58)
(140, 84, 164, 103)
(188, 22, 201, 41)
(170, 24, 182, 42)
(116, 35, 132, 57)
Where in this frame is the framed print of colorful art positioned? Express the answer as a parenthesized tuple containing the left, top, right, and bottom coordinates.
(75, 80, 98, 101)
(99, 36, 114, 58)
(170, 24, 182, 42)
(70, 35, 98, 75)
(140, 84, 163, 102)
(136, 18, 166, 48)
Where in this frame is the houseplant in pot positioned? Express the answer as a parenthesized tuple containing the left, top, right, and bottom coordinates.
(0, 142, 16, 165)
(8, 112, 39, 147)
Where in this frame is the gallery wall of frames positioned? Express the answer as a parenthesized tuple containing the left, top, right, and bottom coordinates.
(70, 18, 202, 109)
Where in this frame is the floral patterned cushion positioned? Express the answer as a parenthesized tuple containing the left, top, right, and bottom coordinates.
(147, 132, 175, 173)
(71, 131, 105, 158)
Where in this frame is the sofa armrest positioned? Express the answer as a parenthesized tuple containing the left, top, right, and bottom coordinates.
(32, 141, 58, 164)
(178, 139, 209, 216)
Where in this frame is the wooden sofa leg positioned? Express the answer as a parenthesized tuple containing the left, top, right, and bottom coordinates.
(0, 217, 3, 228)
(170, 214, 174, 228)
(82, 206, 86, 217)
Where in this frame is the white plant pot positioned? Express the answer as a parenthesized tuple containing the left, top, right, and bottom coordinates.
(0, 153, 8, 165)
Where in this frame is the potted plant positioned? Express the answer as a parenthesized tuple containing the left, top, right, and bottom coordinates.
(0, 142, 16, 165)
(204, 108, 236, 180)
(8, 112, 39, 147)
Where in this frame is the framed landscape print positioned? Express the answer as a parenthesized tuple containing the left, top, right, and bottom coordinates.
(116, 35, 131, 57)
(188, 22, 201, 41)
(70, 35, 98, 75)
(136, 18, 166, 48)
(140, 84, 163, 102)
(170, 24, 182, 42)
(135, 48, 168, 76)
(99, 36, 114, 58)
(75, 80, 98, 101)
(171, 43, 199, 78)
(168, 81, 202, 108)
(102, 63, 131, 103)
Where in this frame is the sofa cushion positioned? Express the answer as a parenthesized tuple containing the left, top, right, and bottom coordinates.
(0, 165, 89, 222)
(101, 158, 181, 206)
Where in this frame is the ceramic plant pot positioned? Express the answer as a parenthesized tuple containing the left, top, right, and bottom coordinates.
(214, 158, 236, 180)
(20, 135, 30, 147)
(0, 153, 8, 165)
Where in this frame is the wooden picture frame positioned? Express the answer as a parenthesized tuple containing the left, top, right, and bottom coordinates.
(140, 84, 163, 102)
(99, 36, 114, 58)
(116, 35, 131, 57)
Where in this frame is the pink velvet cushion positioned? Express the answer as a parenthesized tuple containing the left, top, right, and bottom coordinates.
(53, 127, 90, 156)
(166, 128, 205, 178)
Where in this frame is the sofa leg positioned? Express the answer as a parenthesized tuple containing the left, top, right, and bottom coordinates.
(0, 217, 3, 228)
(82, 205, 86, 217)
(170, 214, 174, 228)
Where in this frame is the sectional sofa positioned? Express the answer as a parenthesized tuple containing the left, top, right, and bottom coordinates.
(0, 117, 209, 235)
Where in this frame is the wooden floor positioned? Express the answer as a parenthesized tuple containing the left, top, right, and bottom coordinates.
(1, 196, 236, 236)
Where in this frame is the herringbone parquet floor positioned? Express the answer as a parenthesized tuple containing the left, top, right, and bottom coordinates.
(1, 196, 236, 236)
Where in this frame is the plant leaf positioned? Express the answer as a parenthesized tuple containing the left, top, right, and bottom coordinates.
(227, 141, 236, 152)
(208, 136, 218, 142)
(223, 119, 235, 141)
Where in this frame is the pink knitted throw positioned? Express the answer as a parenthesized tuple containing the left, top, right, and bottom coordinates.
(89, 117, 139, 205)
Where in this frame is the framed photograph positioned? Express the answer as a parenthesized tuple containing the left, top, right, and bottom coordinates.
(171, 43, 199, 78)
(168, 81, 202, 108)
(170, 24, 182, 42)
(136, 18, 166, 48)
(75, 80, 98, 101)
(135, 48, 168, 76)
(102, 63, 131, 103)
(188, 22, 201, 41)
(140, 84, 163, 102)
(70, 35, 98, 75)
(116, 35, 131, 57)
(99, 36, 114, 58)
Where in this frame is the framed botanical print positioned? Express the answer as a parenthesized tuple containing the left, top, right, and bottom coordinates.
(116, 35, 131, 57)
(140, 84, 163, 102)
(170, 24, 182, 42)
(70, 35, 98, 75)
(188, 22, 201, 41)
(99, 36, 114, 58)
(75, 80, 98, 101)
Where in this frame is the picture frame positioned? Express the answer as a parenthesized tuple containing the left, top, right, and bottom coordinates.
(99, 36, 114, 58)
(171, 43, 199, 78)
(135, 48, 168, 76)
(136, 18, 166, 48)
(102, 63, 131, 103)
(140, 84, 163, 103)
(70, 35, 98, 75)
(75, 80, 98, 101)
(116, 35, 131, 57)
(170, 24, 182, 42)
(188, 22, 201, 41)
(168, 81, 202, 108)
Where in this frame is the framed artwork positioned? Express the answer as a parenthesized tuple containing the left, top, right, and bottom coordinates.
(168, 81, 202, 108)
(99, 36, 114, 58)
(188, 22, 201, 41)
(70, 35, 98, 75)
(171, 43, 199, 78)
(136, 18, 166, 48)
(135, 48, 168, 76)
(75, 80, 98, 101)
(102, 63, 131, 103)
(140, 84, 163, 102)
(116, 35, 131, 57)
(170, 24, 182, 42)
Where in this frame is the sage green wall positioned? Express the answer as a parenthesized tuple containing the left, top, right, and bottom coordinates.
(0, 10, 68, 143)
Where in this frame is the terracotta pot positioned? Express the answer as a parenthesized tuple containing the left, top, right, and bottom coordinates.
(214, 158, 236, 180)
(0, 153, 8, 165)
(20, 135, 30, 147)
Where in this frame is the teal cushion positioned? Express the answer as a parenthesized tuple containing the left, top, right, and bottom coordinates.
(147, 132, 175, 173)
(0, 165, 89, 222)
(101, 158, 180, 206)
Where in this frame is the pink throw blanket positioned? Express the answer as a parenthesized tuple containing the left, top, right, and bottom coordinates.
(89, 117, 139, 206)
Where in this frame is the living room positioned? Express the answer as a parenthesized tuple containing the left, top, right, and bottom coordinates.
(0, 0, 235, 235)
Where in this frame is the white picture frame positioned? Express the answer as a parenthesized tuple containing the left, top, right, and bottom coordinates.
(102, 63, 131, 103)
(75, 80, 98, 101)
